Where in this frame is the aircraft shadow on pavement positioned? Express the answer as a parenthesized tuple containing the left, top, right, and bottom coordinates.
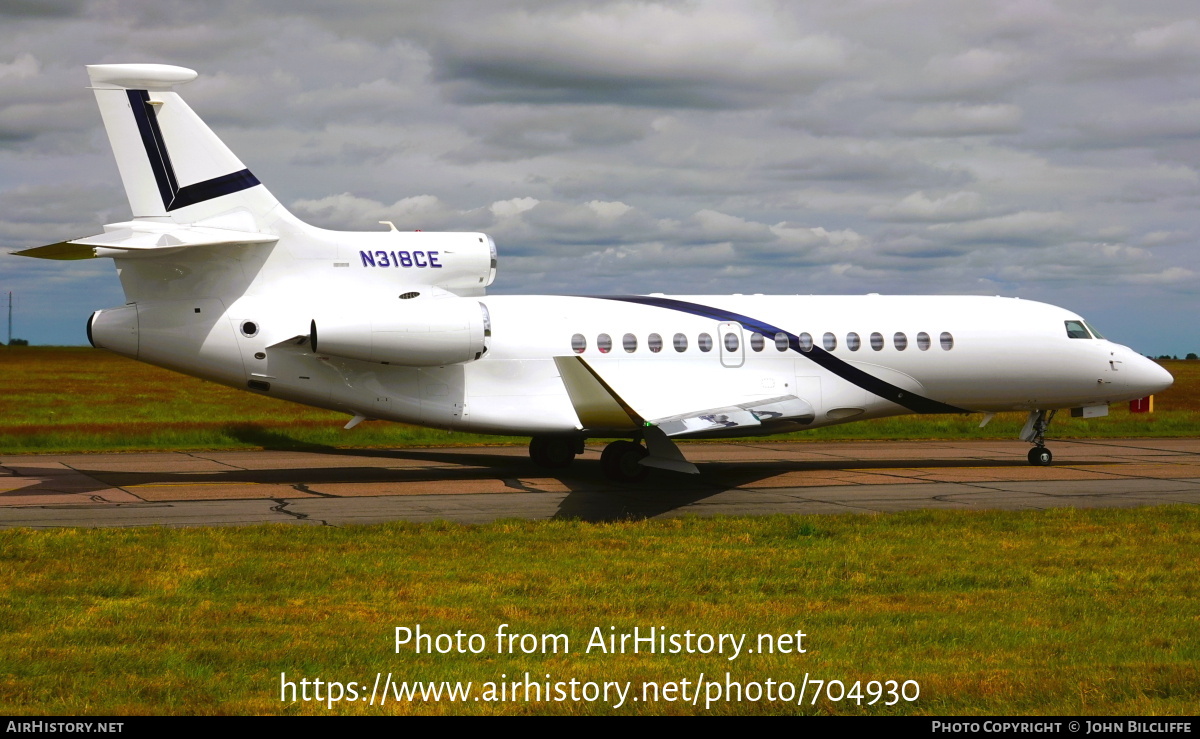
(2, 443, 1123, 523)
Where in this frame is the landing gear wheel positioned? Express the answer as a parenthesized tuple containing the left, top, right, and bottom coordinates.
(601, 440, 649, 482)
(1028, 446, 1053, 466)
(529, 436, 577, 469)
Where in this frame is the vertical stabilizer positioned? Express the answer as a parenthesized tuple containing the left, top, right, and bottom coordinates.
(86, 64, 281, 225)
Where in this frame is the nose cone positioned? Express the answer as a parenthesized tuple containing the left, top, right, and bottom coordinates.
(1127, 354, 1173, 397)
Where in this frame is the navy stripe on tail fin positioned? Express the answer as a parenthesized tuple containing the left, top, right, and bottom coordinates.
(126, 89, 260, 212)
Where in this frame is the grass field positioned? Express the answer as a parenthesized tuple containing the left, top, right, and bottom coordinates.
(1, 507, 1197, 715)
(1, 346, 1195, 454)
(2, 347, 1197, 716)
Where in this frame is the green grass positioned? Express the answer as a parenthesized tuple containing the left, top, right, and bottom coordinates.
(1, 508, 1196, 715)
(3, 347, 1197, 715)
(1, 347, 1194, 454)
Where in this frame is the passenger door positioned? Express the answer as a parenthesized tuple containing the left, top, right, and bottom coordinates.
(718, 321, 745, 368)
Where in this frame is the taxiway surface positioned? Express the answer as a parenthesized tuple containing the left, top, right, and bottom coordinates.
(2, 438, 1199, 528)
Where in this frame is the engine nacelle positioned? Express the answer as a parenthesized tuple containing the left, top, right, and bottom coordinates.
(311, 295, 491, 366)
(87, 304, 139, 357)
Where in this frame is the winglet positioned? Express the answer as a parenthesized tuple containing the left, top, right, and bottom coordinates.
(84, 63, 277, 222)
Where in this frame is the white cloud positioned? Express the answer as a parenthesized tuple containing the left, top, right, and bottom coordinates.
(586, 200, 632, 219)
(290, 193, 478, 231)
(1131, 19, 1200, 55)
(433, 3, 851, 106)
(915, 48, 1022, 98)
(927, 211, 1075, 245)
(1120, 266, 1195, 285)
(489, 197, 539, 218)
(900, 104, 1023, 136)
(868, 191, 986, 222)
(0, 52, 39, 80)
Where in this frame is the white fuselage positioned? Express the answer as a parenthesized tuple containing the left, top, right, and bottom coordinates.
(89, 228, 1170, 440)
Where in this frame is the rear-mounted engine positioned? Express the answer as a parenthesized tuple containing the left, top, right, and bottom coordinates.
(310, 296, 491, 366)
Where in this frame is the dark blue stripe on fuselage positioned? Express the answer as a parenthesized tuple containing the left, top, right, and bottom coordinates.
(595, 295, 968, 415)
(126, 89, 260, 212)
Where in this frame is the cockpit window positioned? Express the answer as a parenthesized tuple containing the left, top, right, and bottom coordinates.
(1065, 320, 1091, 339)
(1083, 320, 1105, 340)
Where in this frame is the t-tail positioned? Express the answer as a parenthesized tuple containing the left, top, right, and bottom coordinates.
(89, 64, 279, 224)
(15, 63, 496, 395)
(15, 64, 283, 261)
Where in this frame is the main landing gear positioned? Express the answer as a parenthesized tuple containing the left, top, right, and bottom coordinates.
(1020, 409, 1057, 466)
(600, 440, 649, 482)
(527, 435, 651, 482)
(528, 435, 583, 469)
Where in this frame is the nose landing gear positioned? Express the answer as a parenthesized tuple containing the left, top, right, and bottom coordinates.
(1020, 409, 1057, 466)
(1027, 446, 1053, 466)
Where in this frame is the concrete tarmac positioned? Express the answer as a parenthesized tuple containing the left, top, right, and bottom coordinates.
(2, 438, 1199, 528)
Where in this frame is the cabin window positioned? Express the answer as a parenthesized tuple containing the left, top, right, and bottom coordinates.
(847, 332, 861, 351)
(673, 333, 688, 352)
(894, 332, 908, 351)
(597, 333, 612, 353)
(777, 332, 792, 351)
(724, 332, 740, 351)
(940, 331, 954, 350)
(698, 333, 713, 352)
(917, 332, 931, 351)
(797, 332, 813, 352)
(750, 332, 765, 352)
(823, 332, 837, 351)
(648, 333, 663, 353)
(571, 333, 586, 354)
(1065, 320, 1091, 339)
(870, 332, 884, 351)
(623, 333, 638, 353)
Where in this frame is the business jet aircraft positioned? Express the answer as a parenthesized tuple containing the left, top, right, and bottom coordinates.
(16, 64, 1173, 481)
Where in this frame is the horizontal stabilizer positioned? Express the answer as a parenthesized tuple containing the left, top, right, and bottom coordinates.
(14, 222, 276, 260)
(11, 241, 97, 260)
(651, 395, 815, 437)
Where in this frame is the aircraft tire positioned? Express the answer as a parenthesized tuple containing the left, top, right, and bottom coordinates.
(1027, 446, 1053, 466)
(601, 440, 649, 482)
(529, 436, 576, 469)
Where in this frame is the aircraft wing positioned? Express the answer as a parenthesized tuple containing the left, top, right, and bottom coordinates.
(553, 356, 815, 435)
(553, 356, 817, 474)
(650, 395, 816, 436)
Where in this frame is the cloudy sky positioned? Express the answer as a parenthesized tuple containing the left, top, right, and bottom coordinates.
(1, 0, 1198, 354)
